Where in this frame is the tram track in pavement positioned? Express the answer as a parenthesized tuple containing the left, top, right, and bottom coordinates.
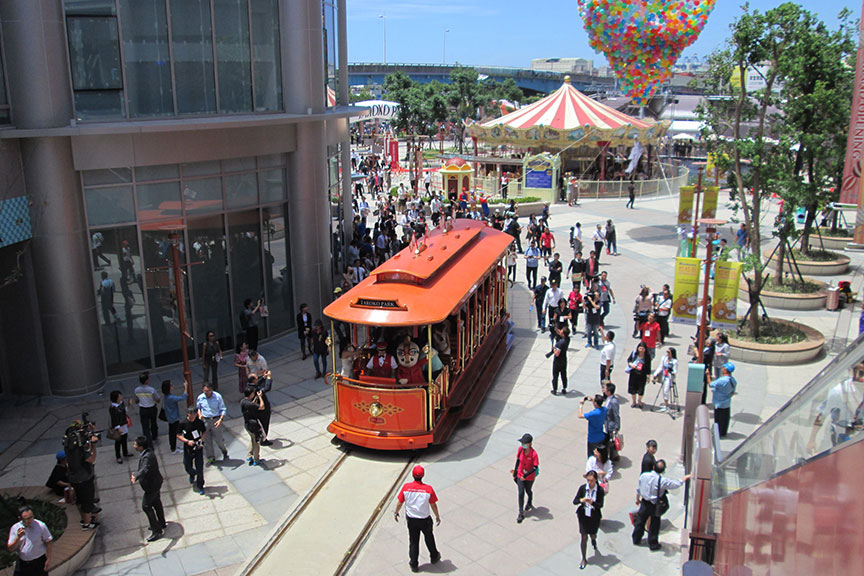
(240, 447, 415, 576)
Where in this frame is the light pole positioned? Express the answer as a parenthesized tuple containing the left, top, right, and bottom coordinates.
(379, 14, 386, 65)
(443, 29, 450, 64)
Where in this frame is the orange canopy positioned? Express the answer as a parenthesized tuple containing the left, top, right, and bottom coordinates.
(324, 220, 512, 327)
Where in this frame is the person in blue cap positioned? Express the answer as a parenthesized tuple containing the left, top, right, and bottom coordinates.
(709, 362, 738, 437)
(45, 451, 71, 498)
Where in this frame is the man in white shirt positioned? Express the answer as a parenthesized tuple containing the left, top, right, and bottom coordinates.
(600, 331, 616, 386)
(7, 505, 52, 574)
(632, 460, 691, 551)
(394, 465, 441, 572)
(592, 224, 605, 266)
(424, 172, 431, 193)
(542, 280, 564, 334)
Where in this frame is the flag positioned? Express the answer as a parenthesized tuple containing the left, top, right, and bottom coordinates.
(672, 257, 702, 325)
(712, 261, 742, 329)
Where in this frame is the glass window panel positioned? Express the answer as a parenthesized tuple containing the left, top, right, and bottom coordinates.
(73, 91, 123, 120)
(228, 210, 264, 338)
(119, 0, 174, 117)
(67, 17, 122, 90)
(0, 110, 10, 125)
(251, 0, 282, 112)
(258, 154, 284, 168)
(261, 204, 293, 334)
(85, 186, 135, 226)
(188, 215, 234, 353)
(222, 157, 256, 173)
(142, 229, 186, 270)
(171, 0, 217, 115)
(323, 2, 338, 106)
(135, 164, 179, 182)
(181, 161, 221, 177)
(91, 226, 151, 375)
(214, 0, 252, 113)
(259, 168, 286, 203)
(137, 181, 182, 220)
(224, 172, 258, 208)
(0, 47, 8, 111)
(145, 262, 193, 367)
(64, 0, 116, 16)
(183, 178, 223, 214)
(83, 168, 132, 186)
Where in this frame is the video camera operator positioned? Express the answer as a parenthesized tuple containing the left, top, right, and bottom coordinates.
(246, 349, 273, 445)
(62, 416, 101, 530)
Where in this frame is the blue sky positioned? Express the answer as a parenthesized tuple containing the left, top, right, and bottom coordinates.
(347, 1, 860, 68)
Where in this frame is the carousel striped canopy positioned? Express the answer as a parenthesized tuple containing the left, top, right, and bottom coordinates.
(468, 78, 665, 148)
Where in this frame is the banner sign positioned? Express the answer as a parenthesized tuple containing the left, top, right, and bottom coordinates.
(0, 195, 32, 248)
(711, 261, 742, 329)
(678, 186, 695, 225)
(351, 100, 401, 123)
(700, 186, 719, 220)
(672, 257, 701, 325)
(840, 2, 864, 205)
(524, 155, 554, 189)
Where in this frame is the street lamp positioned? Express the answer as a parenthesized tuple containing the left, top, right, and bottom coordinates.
(443, 29, 450, 64)
(379, 14, 386, 65)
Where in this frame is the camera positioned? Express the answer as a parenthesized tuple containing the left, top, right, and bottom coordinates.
(545, 350, 555, 358)
(63, 417, 100, 453)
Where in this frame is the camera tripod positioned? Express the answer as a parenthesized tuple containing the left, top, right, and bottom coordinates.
(651, 376, 680, 419)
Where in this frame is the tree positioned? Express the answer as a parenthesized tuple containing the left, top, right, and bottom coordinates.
(349, 88, 373, 103)
(446, 66, 486, 154)
(698, 3, 800, 338)
(775, 7, 854, 258)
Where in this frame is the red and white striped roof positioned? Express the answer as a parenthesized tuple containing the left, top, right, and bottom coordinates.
(327, 86, 337, 107)
(482, 79, 651, 131)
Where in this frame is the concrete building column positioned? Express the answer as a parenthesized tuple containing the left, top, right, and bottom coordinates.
(338, 0, 353, 247)
(0, 0, 104, 394)
(282, 0, 332, 316)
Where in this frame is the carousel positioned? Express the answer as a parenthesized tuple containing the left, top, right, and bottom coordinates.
(467, 76, 674, 202)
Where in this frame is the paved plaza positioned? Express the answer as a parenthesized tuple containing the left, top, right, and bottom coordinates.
(0, 192, 857, 575)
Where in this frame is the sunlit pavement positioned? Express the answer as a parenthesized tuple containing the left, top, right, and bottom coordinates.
(0, 192, 857, 575)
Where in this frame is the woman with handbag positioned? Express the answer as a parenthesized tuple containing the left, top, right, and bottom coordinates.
(108, 391, 132, 464)
(573, 470, 605, 569)
(627, 341, 652, 409)
(584, 445, 613, 493)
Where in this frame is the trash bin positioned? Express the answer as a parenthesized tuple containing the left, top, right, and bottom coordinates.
(826, 287, 840, 311)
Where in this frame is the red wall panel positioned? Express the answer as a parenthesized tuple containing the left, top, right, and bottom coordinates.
(714, 440, 864, 575)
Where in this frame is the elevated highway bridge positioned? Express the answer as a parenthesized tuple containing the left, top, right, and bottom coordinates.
(347, 63, 616, 95)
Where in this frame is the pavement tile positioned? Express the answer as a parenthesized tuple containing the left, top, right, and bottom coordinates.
(175, 544, 217, 574)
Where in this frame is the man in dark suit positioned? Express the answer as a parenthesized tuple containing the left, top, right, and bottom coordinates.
(296, 303, 313, 360)
(131, 436, 165, 542)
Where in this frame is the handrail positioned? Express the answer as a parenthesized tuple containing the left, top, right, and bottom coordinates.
(712, 332, 864, 500)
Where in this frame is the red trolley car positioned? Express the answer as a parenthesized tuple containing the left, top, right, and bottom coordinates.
(323, 219, 514, 450)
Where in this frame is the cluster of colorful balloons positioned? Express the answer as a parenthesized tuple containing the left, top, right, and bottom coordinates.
(578, 0, 717, 106)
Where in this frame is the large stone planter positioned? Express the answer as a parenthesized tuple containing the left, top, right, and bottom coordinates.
(0, 486, 95, 576)
(728, 319, 824, 365)
(808, 234, 852, 252)
(764, 248, 850, 276)
(739, 277, 827, 311)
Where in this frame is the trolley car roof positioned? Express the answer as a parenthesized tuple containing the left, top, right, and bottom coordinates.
(324, 220, 513, 326)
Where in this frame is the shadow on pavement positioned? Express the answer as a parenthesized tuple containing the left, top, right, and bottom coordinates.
(424, 558, 457, 573)
(600, 518, 627, 534)
(526, 506, 554, 522)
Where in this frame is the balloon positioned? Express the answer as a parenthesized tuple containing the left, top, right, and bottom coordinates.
(577, 0, 716, 106)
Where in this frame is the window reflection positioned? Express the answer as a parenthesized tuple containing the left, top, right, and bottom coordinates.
(92, 226, 150, 374)
(228, 210, 264, 339)
(251, 0, 282, 111)
(184, 178, 223, 214)
(214, 0, 252, 113)
(262, 205, 293, 333)
(170, 0, 217, 115)
(119, 0, 173, 117)
(141, 228, 192, 366)
(189, 216, 234, 352)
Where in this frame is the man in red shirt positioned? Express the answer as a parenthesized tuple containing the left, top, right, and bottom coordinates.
(539, 227, 556, 262)
(512, 433, 540, 523)
(395, 465, 441, 573)
(640, 312, 661, 359)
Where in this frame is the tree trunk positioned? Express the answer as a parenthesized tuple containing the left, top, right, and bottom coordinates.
(775, 238, 786, 286)
(801, 203, 817, 255)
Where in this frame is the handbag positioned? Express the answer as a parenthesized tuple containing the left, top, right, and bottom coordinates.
(126, 414, 133, 428)
(106, 427, 122, 441)
(613, 433, 623, 452)
(654, 475, 670, 517)
(158, 407, 168, 422)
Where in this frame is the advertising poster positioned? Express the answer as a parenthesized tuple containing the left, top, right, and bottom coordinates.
(678, 186, 694, 225)
(700, 186, 720, 220)
(524, 156, 554, 189)
(672, 257, 702, 325)
(712, 260, 742, 329)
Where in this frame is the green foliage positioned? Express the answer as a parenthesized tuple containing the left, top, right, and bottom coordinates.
(349, 89, 374, 103)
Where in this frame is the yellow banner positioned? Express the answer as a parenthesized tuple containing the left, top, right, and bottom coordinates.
(672, 257, 702, 326)
(678, 186, 695, 225)
(712, 260, 742, 329)
(700, 186, 720, 220)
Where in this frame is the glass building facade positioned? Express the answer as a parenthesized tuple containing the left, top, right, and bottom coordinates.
(0, 0, 350, 395)
(82, 156, 293, 375)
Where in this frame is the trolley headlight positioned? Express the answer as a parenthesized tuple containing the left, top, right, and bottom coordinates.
(369, 402, 384, 417)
